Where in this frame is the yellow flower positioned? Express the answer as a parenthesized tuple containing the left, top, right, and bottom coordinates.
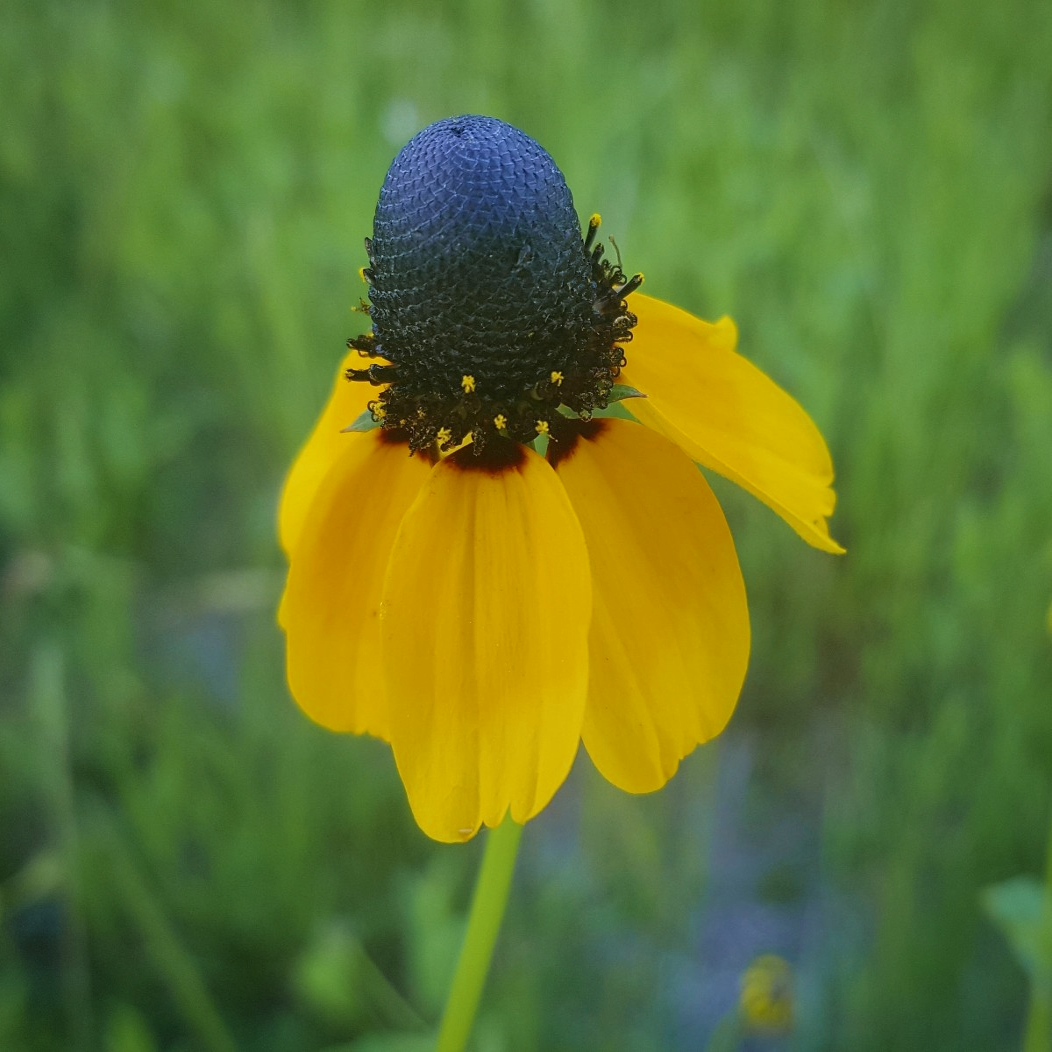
(739, 954, 794, 1033)
(278, 116, 843, 843)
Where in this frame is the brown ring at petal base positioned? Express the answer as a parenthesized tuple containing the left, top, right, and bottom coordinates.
(546, 418, 607, 468)
(445, 439, 527, 475)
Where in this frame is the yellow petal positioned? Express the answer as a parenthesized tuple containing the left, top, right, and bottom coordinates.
(381, 444, 591, 842)
(280, 432, 430, 739)
(279, 352, 381, 556)
(623, 294, 844, 553)
(550, 418, 750, 793)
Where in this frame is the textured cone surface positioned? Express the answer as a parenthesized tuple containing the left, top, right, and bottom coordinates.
(369, 115, 595, 396)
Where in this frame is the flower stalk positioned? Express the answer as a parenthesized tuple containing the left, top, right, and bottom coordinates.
(1022, 804, 1052, 1052)
(436, 818, 524, 1052)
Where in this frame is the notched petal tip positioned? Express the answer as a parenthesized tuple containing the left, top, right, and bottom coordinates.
(625, 294, 844, 554)
(382, 444, 591, 843)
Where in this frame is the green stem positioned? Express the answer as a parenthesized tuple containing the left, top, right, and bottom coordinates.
(1022, 802, 1052, 1052)
(436, 818, 524, 1052)
(33, 643, 94, 1051)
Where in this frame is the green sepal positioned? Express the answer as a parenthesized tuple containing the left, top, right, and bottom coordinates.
(607, 384, 646, 402)
(342, 410, 381, 433)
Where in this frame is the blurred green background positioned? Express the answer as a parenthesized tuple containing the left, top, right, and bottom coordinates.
(2, 0, 1051, 1049)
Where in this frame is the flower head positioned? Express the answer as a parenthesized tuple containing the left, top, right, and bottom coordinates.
(279, 116, 843, 842)
(739, 954, 794, 1034)
(347, 116, 638, 453)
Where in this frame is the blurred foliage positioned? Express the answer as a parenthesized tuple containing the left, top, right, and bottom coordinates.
(1, 0, 1051, 1049)
(984, 805, 1052, 1051)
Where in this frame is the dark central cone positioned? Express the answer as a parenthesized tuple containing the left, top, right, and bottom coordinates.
(350, 115, 640, 452)
(368, 115, 595, 396)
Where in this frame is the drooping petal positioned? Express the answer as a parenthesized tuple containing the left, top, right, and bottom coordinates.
(381, 444, 591, 842)
(623, 294, 844, 553)
(279, 352, 382, 556)
(280, 432, 431, 739)
(550, 417, 750, 793)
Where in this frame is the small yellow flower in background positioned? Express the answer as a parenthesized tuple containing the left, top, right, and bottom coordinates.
(278, 116, 843, 843)
(739, 954, 794, 1034)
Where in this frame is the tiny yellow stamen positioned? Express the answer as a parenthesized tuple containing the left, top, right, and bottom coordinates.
(461, 374, 476, 394)
(357, 266, 368, 284)
(589, 213, 602, 230)
(550, 371, 564, 386)
(436, 427, 452, 446)
(535, 420, 550, 435)
(493, 414, 507, 431)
